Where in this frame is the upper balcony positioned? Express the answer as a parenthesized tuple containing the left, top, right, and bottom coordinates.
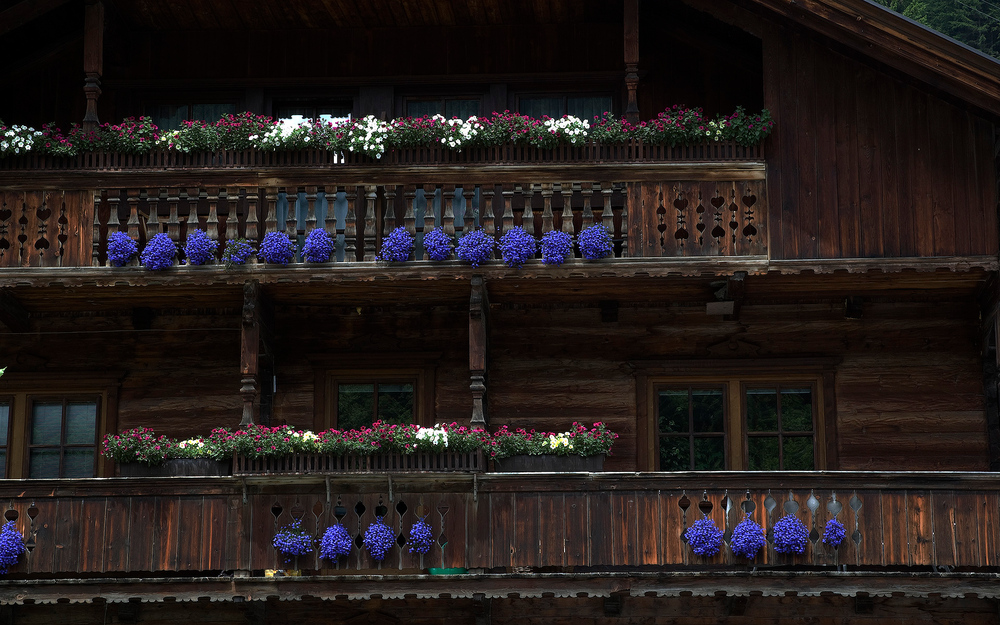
(0, 142, 770, 278)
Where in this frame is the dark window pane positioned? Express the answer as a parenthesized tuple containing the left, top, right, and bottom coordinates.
(29, 449, 60, 478)
(0, 450, 6, 478)
(65, 402, 97, 445)
(567, 96, 613, 121)
(377, 383, 414, 424)
(338, 384, 375, 430)
(31, 402, 63, 445)
(783, 437, 814, 470)
(748, 436, 780, 471)
(407, 100, 443, 118)
(192, 103, 235, 123)
(0, 402, 8, 446)
(781, 389, 813, 432)
(693, 437, 725, 470)
(150, 104, 186, 130)
(659, 437, 690, 471)
(658, 391, 689, 434)
(519, 97, 563, 119)
(746, 388, 778, 431)
(691, 389, 724, 432)
(444, 99, 480, 119)
(63, 449, 95, 478)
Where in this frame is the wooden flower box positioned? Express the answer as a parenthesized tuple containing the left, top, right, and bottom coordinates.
(233, 450, 485, 476)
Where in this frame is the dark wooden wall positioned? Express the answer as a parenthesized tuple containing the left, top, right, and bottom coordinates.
(762, 24, 998, 260)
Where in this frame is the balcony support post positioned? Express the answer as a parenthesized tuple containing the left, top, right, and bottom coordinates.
(83, 1, 104, 131)
(624, 0, 640, 124)
(469, 275, 489, 427)
(240, 280, 261, 426)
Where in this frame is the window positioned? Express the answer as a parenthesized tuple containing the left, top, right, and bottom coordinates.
(405, 98, 480, 119)
(638, 365, 834, 471)
(27, 398, 99, 478)
(273, 100, 353, 121)
(517, 95, 614, 120)
(337, 382, 415, 431)
(0, 374, 118, 478)
(149, 102, 237, 130)
(315, 364, 436, 431)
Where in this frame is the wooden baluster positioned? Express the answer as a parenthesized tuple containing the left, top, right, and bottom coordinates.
(501, 184, 514, 236)
(184, 188, 201, 238)
(167, 188, 180, 242)
(581, 182, 595, 230)
(223, 189, 239, 243)
(324, 186, 339, 240)
(561, 183, 576, 235)
(260, 189, 276, 245)
(363, 184, 377, 261)
(403, 185, 417, 239)
(145, 189, 163, 240)
(601, 181, 614, 235)
(344, 186, 358, 261)
(469, 276, 489, 426)
(541, 183, 554, 234)
(422, 183, 437, 260)
(619, 182, 628, 258)
(305, 185, 318, 235)
(206, 188, 220, 241)
(383, 185, 397, 234)
(92, 190, 103, 266)
(461, 186, 476, 237)
(107, 190, 121, 235)
(126, 189, 141, 240)
(521, 184, 535, 236)
(245, 187, 259, 240)
(284, 188, 298, 239)
(442, 184, 456, 239)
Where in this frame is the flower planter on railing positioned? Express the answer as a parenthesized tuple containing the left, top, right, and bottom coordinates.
(493, 454, 605, 472)
(233, 450, 486, 476)
(118, 458, 231, 477)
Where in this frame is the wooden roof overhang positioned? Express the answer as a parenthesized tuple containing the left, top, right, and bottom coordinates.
(0, 258, 994, 316)
(0, 570, 997, 604)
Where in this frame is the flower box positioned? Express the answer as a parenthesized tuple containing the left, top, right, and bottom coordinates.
(118, 458, 231, 477)
(493, 454, 605, 472)
(233, 450, 485, 476)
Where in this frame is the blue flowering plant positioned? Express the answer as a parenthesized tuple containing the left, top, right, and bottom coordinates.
(407, 517, 434, 555)
(578, 224, 614, 260)
(183, 229, 217, 265)
(107, 231, 138, 267)
(222, 238, 255, 268)
(540, 230, 573, 265)
(455, 230, 495, 268)
(822, 518, 846, 548)
(498, 226, 536, 268)
(684, 517, 724, 557)
(273, 519, 315, 561)
(258, 232, 296, 265)
(319, 523, 353, 561)
(302, 229, 335, 263)
(363, 517, 395, 561)
(139, 233, 177, 270)
(0, 521, 24, 574)
(730, 517, 766, 560)
(422, 228, 454, 261)
(773, 514, 809, 555)
(378, 227, 415, 262)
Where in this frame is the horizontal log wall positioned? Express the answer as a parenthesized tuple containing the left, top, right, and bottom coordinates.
(762, 24, 998, 260)
(0, 474, 997, 575)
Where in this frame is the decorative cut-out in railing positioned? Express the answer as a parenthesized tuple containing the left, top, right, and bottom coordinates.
(0, 190, 88, 268)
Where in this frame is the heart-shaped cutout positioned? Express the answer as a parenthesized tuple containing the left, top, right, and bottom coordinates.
(673, 198, 688, 210)
(742, 194, 757, 207)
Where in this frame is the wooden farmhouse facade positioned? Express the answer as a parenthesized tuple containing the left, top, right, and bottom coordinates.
(1, 0, 1000, 622)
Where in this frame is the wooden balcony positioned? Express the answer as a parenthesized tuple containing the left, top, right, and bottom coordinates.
(0, 144, 767, 272)
(1, 472, 995, 582)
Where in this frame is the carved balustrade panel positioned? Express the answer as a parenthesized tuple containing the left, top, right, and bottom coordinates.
(0, 190, 91, 268)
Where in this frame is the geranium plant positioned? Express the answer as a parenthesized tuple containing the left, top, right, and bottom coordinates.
(102, 427, 174, 465)
(487, 422, 617, 459)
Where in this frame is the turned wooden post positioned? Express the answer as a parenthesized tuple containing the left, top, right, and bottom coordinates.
(469, 276, 489, 426)
(240, 280, 261, 426)
(83, 1, 104, 131)
(624, 0, 640, 125)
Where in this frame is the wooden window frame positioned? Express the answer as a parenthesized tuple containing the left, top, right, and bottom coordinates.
(0, 372, 121, 479)
(656, 384, 729, 470)
(742, 383, 818, 470)
(514, 92, 617, 118)
(402, 95, 483, 119)
(635, 359, 838, 471)
(25, 395, 102, 479)
(0, 396, 12, 478)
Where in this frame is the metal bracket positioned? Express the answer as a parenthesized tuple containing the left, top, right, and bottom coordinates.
(325, 476, 331, 505)
(388, 475, 394, 503)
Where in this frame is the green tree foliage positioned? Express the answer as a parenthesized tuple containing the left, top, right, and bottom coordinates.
(873, 0, 1000, 59)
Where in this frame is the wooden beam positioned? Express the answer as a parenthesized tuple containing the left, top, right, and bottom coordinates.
(469, 275, 489, 426)
(623, 0, 639, 123)
(82, 1, 104, 130)
(0, 289, 29, 332)
(0, 0, 75, 36)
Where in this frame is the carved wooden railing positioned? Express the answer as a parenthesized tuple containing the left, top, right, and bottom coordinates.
(0, 472, 994, 576)
(0, 176, 768, 268)
(0, 142, 762, 171)
(233, 450, 486, 475)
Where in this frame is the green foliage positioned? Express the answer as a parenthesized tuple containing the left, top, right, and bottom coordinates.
(873, 0, 1000, 60)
